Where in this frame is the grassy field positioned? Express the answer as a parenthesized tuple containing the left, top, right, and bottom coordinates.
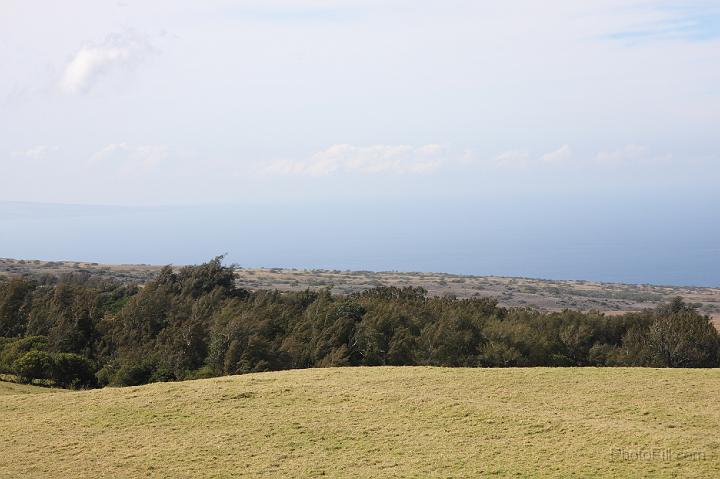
(0, 379, 62, 396)
(1, 367, 719, 478)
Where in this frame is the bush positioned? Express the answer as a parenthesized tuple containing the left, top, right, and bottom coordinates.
(0, 336, 48, 373)
(587, 343, 614, 366)
(184, 365, 216, 380)
(9, 350, 95, 388)
(95, 366, 114, 387)
(111, 361, 156, 386)
(646, 308, 719, 367)
(51, 353, 96, 388)
(13, 350, 53, 383)
(480, 341, 522, 367)
(149, 365, 177, 383)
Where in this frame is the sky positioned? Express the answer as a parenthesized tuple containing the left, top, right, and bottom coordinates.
(1, 1, 719, 284)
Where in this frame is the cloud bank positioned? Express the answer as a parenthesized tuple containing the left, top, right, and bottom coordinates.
(90, 143, 169, 173)
(11, 145, 58, 161)
(264, 144, 445, 176)
(540, 145, 572, 163)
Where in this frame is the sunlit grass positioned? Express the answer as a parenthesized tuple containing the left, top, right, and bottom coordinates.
(0, 378, 62, 395)
(1, 367, 719, 477)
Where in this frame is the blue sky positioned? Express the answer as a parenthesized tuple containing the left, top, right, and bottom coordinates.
(607, 2, 720, 41)
(1, 1, 719, 283)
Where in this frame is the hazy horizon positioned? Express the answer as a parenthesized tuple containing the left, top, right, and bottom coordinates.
(2, 1, 719, 286)
(2, 197, 718, 287)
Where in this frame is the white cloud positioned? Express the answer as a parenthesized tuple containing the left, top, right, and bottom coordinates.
(540, 144, 572, 163)
(90, 143, 169, 172)
(11, 145, 58, 161)
(60, 47, 130, 94)
(264, 144, 445, 176)
(494, 150, 530, 165)
(595, 144, 646, 164)
(594, 144, 674, 166)
(59, 32, 152, 95)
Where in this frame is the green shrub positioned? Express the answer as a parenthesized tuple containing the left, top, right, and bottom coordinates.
(646, 307, 719, 367)
(0, 336, 48, 373)
(13, 350, 53, 383)
(149, 365, 177, 383)
(95, 365, 114, 387)
(111, 361, 155, 386)
(587, 343, 614, 366)
(51, 353, 96, 388)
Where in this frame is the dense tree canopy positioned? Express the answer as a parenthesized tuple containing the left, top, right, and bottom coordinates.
(1, 258, 718, 388)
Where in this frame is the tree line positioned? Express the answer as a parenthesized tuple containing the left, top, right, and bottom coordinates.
(1, 258, 718, 388)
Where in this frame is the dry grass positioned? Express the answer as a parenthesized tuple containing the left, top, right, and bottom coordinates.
(0, 380, 63, 396)
(1, 367, 719, 478)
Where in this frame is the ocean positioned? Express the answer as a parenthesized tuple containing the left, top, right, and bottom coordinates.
(1, 194, 718, 287)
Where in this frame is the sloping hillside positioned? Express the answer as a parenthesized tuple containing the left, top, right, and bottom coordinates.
(0, 378, 63, 396)
(1, 367, 718, 477)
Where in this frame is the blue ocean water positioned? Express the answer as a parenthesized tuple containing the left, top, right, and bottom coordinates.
(1, 195, 718, 287)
